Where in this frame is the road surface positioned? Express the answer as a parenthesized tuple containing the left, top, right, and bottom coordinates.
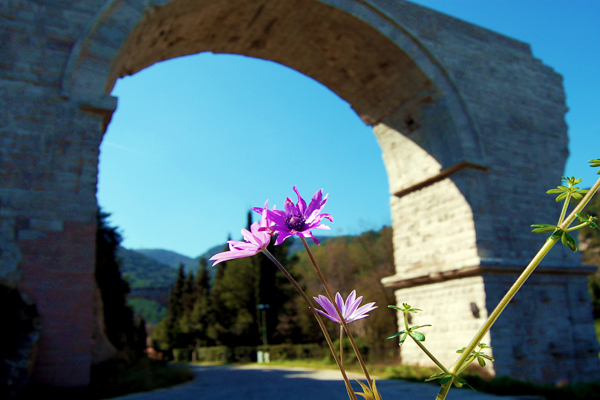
(112, 364, 530, 400)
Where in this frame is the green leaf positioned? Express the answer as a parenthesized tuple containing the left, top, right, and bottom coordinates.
(481, 354, 494, 361)
(478, 357, 486, 367)
(398, 333, 408, 346)
(546, 188, 564, 194)
(413, 324, 432, 330)
(440, 375, 453, 384)
(409, 331, 425, 341)
(531, 224, 558, 233)
(385, 330, 406, 340)
(387, 305, 403, 311)
(464, 354, 476, 365)
(555, 193, 568, 202)
(455, 376, 475, 391)
(562, 231, 578, 252)
(550, 229, 564, 239)
(425, 372, 445, 382)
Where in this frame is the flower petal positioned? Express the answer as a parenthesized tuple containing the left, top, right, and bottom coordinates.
(314, 295, 340, 323)
(335, 292, 346, 318)
(293, 186, 307, 215)
(314, 290, 377, 325)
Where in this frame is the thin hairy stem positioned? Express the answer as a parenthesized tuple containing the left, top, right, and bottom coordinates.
(437, 176, 600, 400)
(566, 222, 590, 232)
(340, 325, 344, 369)
(403, 313, 449, 375)
(300, 237, 373, 388)
(558, 192, 572, 225)
(436, 378, 454, 400)
(262, 249, 358, 400)
(450, 237, 558, 375)
(559, 177, 600, 230)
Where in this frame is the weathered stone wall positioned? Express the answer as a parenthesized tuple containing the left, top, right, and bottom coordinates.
(484, 273, 599, 383)
(394, 276, 492, 373)
(1, 0, 597, 387)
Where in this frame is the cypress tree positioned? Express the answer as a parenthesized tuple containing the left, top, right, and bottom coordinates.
(166, 264, 186, 347)
(182, 272, 197, 316)
(191, 259, 211, 346)
(95, 209, 137, 352)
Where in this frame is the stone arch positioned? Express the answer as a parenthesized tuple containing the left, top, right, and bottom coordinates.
(60, 0, 491, 292)
(2, 0, 598, 388)
(61, 0, 485, 171)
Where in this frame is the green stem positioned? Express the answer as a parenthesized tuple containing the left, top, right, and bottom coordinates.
(566, 222, 589, 232)
(440, 176, 600, 400)
(558, 193, 572, 225)
(340, 325, 344, 369)
(403, 312, 449, 374)
(559, 177, 600, 229)
(449, 237, 558, 376)
(261, 249, 358, 400)
(436, 378, 454, 400)
(300, 237, 373, 388)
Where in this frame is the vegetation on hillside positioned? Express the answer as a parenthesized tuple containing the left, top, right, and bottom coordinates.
(118, 247, 178, 289)
(88, 210, 193, 397)
(95, 210, 145, 356)
(151, 210, 397, 359)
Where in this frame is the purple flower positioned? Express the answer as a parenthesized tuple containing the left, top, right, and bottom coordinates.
(253, 186, 333, 245)
(313, 290, 377, 324)
(209, 219, 271, 266)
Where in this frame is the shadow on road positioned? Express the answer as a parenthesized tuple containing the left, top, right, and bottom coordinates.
(113, 365, 521, 400)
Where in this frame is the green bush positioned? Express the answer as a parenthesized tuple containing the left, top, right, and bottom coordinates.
(193, 344, 325, 364)
(232, 346, 257, 363)
(258, 344, 324, 361)
(172, 348, 193, 362)
(328, 337, 369, 364)
(195, 346, 232, 363)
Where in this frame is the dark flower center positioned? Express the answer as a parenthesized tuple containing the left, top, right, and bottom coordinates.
(285, 213, 306, 231)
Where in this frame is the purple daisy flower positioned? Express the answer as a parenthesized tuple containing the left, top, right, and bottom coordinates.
(313, 290, 377, 324)
(209, 218, 271, 266)
(253, 186, 333, 245)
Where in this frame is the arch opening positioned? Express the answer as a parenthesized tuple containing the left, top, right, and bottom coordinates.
(98, 51, 393, 255)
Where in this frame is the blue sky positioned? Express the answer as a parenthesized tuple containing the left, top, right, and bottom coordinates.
(97, 0, 600, 258)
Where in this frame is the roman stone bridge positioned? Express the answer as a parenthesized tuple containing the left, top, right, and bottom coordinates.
(1, 0, 598, 388)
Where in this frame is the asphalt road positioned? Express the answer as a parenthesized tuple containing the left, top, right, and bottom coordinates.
(112, 365, 528, 400)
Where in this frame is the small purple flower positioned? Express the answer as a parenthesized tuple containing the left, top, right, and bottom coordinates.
(313, 290, 377, 324)
(209, 219, 271, 266)
(253, 186, 333, 245)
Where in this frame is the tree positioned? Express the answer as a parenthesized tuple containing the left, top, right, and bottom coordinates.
(165, 264, 186, 348)
(95, 209, 143, 355)
(288, 228, 398, 356)
(190, 259, 211, 346)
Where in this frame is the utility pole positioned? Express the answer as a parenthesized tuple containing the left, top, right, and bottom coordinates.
(257, 304, 270, 363)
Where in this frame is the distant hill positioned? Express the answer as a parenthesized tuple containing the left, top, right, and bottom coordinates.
(136, 236, 334, 273)
(135, 249, 195, 270)
(117, 247, 178, 289)
(117, 247, 177, 324)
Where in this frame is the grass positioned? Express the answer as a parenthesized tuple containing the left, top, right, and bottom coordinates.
(249, 358, 600, 400)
